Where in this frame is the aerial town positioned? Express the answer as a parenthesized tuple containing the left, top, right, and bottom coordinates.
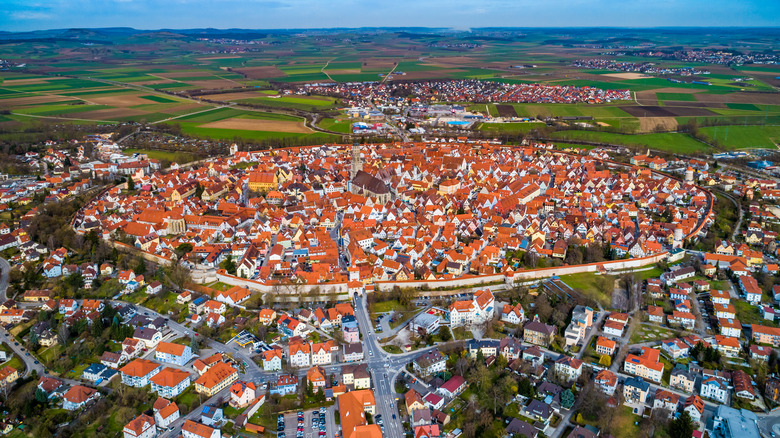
(0, 123, 772, 438)
(0, 6, 778, 438)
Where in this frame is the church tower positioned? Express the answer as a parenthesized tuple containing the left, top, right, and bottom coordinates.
(351, 142, 362, 179)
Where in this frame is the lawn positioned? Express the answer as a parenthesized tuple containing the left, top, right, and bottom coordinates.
(611, 405, 642, 437)
(223, 404, 245, 419)
(206, 281, 233, 291)
(370, 299, 407, 315)
(38, 345, 61, 364)
(143, 291, 185, 316)
(629, 324, 677, 344)
(65, 362, 90, 379)
(175, 386, 202, 413)
(318, 117, 353, 133)
(557, 272, 613, 307)
(733, 299, 773, 326)
(383, 345, 402, 354)
(123, 148, 197, 163)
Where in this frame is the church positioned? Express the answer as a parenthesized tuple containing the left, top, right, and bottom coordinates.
(347, 144, 391, 203)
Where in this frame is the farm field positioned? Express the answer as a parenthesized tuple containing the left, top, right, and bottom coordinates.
(698, 125, 780, 150)
(550, 130, 713, 153)
(0, 28, 778, 146)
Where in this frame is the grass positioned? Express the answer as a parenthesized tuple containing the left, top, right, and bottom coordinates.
(726, 103, 761, 111)
(141, 95, 178, 103)
(698, 125, 780, 150)
(733, 299, 773, 326)
(66, 362, 90, 379)
(174, 122, 340, 143)
(656, 93, 696, 102)
(383, 345, 402, 354)
(557, 272, 613, 307)
(550, 130, 709, 154)
(174, 386, 202, 413)
(478, 122, 547, 133)
(612, 405, 642, 437)
(370, 300, 407, 315)
(629, 324, 677, 344)
(123, 148, 197, 163)
(318, 117, 353, 133)
(143, 291, 186, 316)
(206, 281, 233, 291)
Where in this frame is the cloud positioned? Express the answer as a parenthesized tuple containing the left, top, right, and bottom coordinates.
(11, 11, 53, 20)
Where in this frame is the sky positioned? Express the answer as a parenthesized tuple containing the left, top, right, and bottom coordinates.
(2, 0, 779, 32)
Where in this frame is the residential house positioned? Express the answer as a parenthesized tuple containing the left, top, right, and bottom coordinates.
(120, 359, 162, 387)
(150, 367, 191, 398)
(155, 342, 195, 366)
(62, 385, 100, 411)
(195, 362, 238, 396)
(123, 414, 156, 438)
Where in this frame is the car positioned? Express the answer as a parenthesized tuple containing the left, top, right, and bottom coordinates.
(278, 426, 285, 432)
(24, 352, 29, 356)
(392, 414, 396, 420)
(13, 342, 17, 346)
(279, 433, 285, 438)
(320, 407, 326, 413)
(297, 427, 303, 432)
(33, 360, 39, 364)
(298, 411, 304, 416)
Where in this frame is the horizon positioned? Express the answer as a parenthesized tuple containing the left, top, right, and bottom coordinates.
(3, 0, 779, 33)
(5, 25, 780, 34)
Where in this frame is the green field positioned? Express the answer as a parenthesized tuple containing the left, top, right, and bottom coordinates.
(141, 94, 178, 103)
(123, 149, 197, 163)
(478, 122, 547, 133)
(318, 118, 353, 133)
(656, 93, 696, 102)
(725, 103, 762, 111)
(550, 130, 710, 153)
(698, 125, 780, 149)
(1, 28, 778, 149)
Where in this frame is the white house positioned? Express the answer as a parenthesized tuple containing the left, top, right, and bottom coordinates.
(448, 289, 495, 328)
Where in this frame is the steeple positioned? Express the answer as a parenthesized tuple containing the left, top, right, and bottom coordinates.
(351, 142, 362, 179)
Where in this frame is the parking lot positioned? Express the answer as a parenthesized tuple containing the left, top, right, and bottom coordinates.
(277, 407, 329, 438)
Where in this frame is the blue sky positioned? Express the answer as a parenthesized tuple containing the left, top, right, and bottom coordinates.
(2, 0, 778, 32)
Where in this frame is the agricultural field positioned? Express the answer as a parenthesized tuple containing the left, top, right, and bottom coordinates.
(168, 106, 340, 142)
(0, 28, 777, 146)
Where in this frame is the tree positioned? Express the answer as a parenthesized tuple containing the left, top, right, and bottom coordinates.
(517, 378, 535, 398)
(561, 389, 575, 410)
(439, 326, 452, 342)
(220, 258, 237, 275)
(127, 176, 135, 191)
(668, 411, 694, 438)
(576, 413, 584, 424)
(175, 243, 193, 260)
(64, 272, 83, 292)
(35, 387, 48, 404)
(599, 354, 612, 367)
(190, 336, 200, 354)
(57, 324, 70, 345)
(133, 258, 146, 276)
